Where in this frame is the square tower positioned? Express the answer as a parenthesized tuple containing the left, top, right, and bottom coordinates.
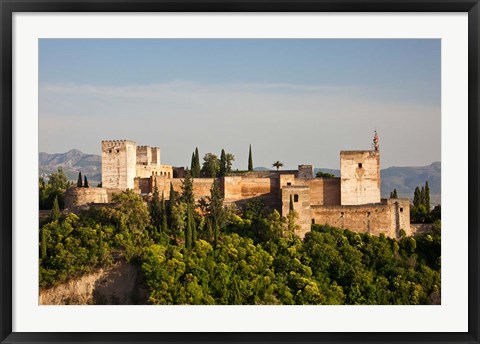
(101, 140, 136, 190)
(340, 150, 380, 205)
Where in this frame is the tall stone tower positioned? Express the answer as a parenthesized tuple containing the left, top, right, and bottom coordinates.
(340, 132, 381, 205)
(101, 140, 136, 190)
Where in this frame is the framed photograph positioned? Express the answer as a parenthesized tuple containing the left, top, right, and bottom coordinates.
(1, 1, 478, 343)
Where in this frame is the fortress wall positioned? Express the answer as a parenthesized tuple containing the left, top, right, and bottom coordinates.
(281, 186, 312, 239)
(149, 176, 215, 201)
(306, 178, 341, 206)
(340, 150, 380, 205)
(64, 187, 109, 208)
(223, 176, 279, 202)
(386, 198, 411, 236)
(311, 203, 396, 238)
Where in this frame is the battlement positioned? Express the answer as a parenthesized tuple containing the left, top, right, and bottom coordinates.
(340, 150, 378, 157)
(102, 139, 136, 147)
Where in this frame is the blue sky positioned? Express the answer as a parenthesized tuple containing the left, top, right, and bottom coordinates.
(39, 39, 440, 169)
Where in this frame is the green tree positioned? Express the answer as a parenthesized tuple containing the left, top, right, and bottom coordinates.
(272, 161, 284, 171)
(48, 167, 70, 190)
(181, 170, 195, 206)
(209, 181, 224, 247)
(390, 189, 398, 198)
(40, 227, 48, 259)
(50, 195, 60, 221)
(248, 144, 253, 172)
(150, 183, 162, 232)
(219, 149, 227, 177)
(77, 172, 83, 187)
(226, 153, 235, 174)
(84, 175, 89, 188)
(190, 152, 196, 175)
(420, 186, 426, 207)
(201, 153, 220, 178)
(316, 171, 336, 178)
(424, 181, 430, 212)
(413, 186, 421, 207)
(194, 147, 201, 178)
(161, 191, 168, 234)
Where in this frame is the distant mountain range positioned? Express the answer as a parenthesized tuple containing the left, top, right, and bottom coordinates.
(39, 150, 440, 204)
(39, 149, 102, 185)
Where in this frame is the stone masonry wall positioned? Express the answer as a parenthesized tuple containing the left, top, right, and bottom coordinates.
(65, 187, 109, 208)
(101, 140, 136, 190)
(222, 176, 279, 203)
(281, 186, 311, 239)
(311, 203, 395, 237)
(340, 150, 380, 205)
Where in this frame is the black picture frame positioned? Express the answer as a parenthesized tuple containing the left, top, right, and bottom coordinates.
(1, 1, 479, 343)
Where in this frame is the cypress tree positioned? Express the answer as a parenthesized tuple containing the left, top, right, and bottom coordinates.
(220, 149, 227, 177)
(168, 182, 176, 226)
(40, 227, 47, 259)
(98, 227, 104, 259)
(185, 203, 194, 249)
(193, 147, 201, 177)
(150, 184, 161, 232)
(84, 175, 89, 188)
(181, 170, 195, 206)
(77, 172, 83, 187)
(420, 186, 426, 207)
(51, 195, 60, 221)
(160, 191, 168, 234)
(289, 194, 294, 212)
(248, 144, 253, 172)
(392, 189, 398, 198)
(425, 181, 431, 212)
(413, 186, 421, 207)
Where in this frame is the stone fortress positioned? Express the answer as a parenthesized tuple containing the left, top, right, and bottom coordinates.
(65, 132, 410, 239)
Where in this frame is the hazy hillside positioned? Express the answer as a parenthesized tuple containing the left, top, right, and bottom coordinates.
(38, 149, 440, 204)
(39, 149, 101, 184)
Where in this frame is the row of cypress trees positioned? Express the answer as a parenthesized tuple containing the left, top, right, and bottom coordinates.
(76, 171, 89, 187)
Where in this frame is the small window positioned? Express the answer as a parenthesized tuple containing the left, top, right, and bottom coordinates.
(294, 194, 299, 202)
(340, 212, 344, 217)
(287, 182, 292, 186)
(116, 149, 119, 153)
(312, 219, 315, 224)
(400, 207, 404, 212)
(108, 149, 112, 154)
(367, 212, 371, 217)
(358, 163, 362, 168)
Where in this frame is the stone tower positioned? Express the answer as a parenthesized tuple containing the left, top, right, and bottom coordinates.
(101, 140, 136, 190)
(340, 133, 381, 205)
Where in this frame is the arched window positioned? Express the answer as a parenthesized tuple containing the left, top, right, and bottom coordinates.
(294, 194, 299, 202)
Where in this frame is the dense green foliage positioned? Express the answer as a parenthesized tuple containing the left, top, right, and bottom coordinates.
(315, 171, 336, 178)
(40, 189, 441, 305)
(39, 167, 70, 209)
(411, 181, 440, 223)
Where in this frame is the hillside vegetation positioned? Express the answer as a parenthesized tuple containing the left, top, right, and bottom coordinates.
(39, 173, 441, 305)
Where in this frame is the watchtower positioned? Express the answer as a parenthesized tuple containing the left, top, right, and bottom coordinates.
(101, 140, 136, 190)
(340, 132, 381, 205)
